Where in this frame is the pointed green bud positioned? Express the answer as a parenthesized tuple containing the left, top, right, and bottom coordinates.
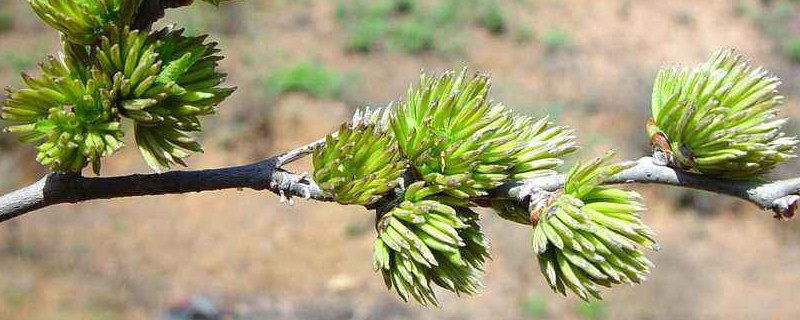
(2, 48, 123, 173)
(28, 0, 144, 45)
(649, 49, 798, 178)
(95, 25, 234, 171)
(313, 108, 406, 206)
(529, 152, 658, 301)
(374, 198, 489, 306)
(391, 69, 576, 198)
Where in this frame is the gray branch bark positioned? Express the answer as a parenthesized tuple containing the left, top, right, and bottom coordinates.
(132, 0, 197, 30)
(0, 140, 328, 223)
(498, 157, 800, 220)
(1, 151, 799, 223)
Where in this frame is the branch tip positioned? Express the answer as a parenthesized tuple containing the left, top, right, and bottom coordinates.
(771, 195, 798, 221)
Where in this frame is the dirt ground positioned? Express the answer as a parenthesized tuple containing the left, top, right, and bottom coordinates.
(2, 0, 800, 319)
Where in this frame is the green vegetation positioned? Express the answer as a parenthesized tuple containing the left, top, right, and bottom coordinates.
(392, 19, 435, 53)
(784, 38, 800, 63)
(2, 287, 26, 309)
(478, 2, 506, 35)
(346, 18, 387, 52)
(0, 11, 12, 33)
(0, 50, 40, 87)
(0, 52, 37, 75)
(520, 292, 549, 318)
(753, 2, 793, 39)
(431, 0, 469, 26)
(575, 301, 608, 320)
(266, 61, 345, 98)
(740, 1, 800, 63)
(337, 0, 393, 52)
(393, 0, 415, 13)
(336, 0, 516, 55)
(541, 28, 571, 52)
(514, 26, 535, 44)
(337, 0, 434, 54)
(733, 0, 753, 17)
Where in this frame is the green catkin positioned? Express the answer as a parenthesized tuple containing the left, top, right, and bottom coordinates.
(391, 69, 577, 199)
(372, 184, 489, 306)
(312, 108, 407, 206)
(529, 152, 658, 301)
(3, 4, 234, 172)
(96, 25, 235, 171)
(2, 42, 124, 173)
(28, 0, 144, 45)
(648, 49, 798, 178)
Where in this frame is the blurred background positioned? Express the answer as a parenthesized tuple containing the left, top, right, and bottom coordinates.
(2, 0, 800, 319)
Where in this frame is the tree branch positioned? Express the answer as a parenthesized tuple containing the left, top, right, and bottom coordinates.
(0, 140, 328, 223)
(132, 0, 206, 30)
(498, 157, 800, 220)
(2, 149, 799, 224)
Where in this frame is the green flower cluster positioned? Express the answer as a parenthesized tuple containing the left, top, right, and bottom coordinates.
(97, 25, 234, 170)
(372, 182, 488, 306)
(11, 6, 795, 304)
(312, 71, 579, 305)
(649, 49, 798, 178)
(532, 152, 658, 300)
(313, 108, 407, 205)
(2, 1, 232, 173)
(391, 69, 577, 198)
(2, 52, 123, 173)
(29, 0, 144, 45)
